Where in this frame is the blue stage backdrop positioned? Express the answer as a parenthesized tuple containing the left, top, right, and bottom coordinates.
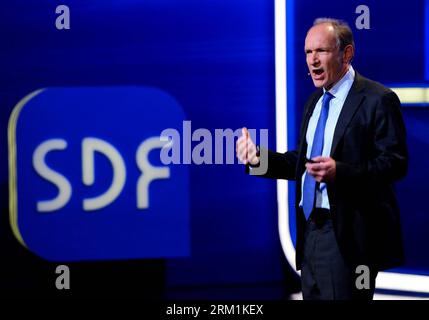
(0, 0, 428, 298)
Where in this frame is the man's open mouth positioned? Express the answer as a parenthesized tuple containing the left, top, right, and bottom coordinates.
(313, 68, 324, 76)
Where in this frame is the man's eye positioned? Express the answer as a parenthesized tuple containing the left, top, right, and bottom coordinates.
(305, 49, 329, 55)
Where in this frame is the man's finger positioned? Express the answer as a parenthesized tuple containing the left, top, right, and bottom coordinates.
(237, 150, 247, 164)
(236, 137, 247, 151)
(306, 165, 315, 175)
(247, 141, 256, 152)
(311, 163, 325, 171)
(311, 156, 330, 163)
(236, 140, 245, 153)
(237, 135, 246, 145)
(237, 143, 247, 156)
(307, 163, 323, 172)
(248, 148, 256, 159)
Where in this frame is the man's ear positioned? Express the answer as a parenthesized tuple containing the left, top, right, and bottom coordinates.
(343, 44, 354, 64)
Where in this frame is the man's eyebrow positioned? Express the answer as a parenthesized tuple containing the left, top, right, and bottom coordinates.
(304, 47, 331, 53)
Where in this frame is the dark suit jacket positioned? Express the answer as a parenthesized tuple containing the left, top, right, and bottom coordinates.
(254, 72, 408, 271)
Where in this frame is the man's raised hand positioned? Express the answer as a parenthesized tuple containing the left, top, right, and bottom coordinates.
(236, 127, 260, 166)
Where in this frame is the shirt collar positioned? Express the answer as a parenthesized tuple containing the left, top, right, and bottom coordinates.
(323, 65, 355, 102)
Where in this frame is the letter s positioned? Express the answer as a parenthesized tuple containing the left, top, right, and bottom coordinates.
(33, 139, 72, 212)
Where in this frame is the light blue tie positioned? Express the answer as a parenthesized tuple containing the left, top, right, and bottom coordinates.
(302, 92, 334, 220)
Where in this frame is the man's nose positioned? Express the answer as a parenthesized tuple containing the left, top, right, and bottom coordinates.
(309, 53, 320, 66)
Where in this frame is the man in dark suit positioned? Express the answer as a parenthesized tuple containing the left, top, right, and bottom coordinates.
(236, 18, 407, 300)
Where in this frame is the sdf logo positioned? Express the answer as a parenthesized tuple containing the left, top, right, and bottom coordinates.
(33, 136, 169, 212)
(8, 87, 190, 261)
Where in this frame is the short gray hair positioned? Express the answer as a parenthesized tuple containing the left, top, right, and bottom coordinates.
(313, 18, 355, 52)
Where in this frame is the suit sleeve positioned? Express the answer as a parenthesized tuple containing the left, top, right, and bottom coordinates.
(336, 91, 408, 184)
(246, 147, 298, 180)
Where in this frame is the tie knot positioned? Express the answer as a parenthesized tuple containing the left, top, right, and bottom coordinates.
(322, 92, 334, 108)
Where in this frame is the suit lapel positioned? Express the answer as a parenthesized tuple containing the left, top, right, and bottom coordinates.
(329, 73, 366, 157)
(295, 92, 322, 206)
(298, 90, 323, 157)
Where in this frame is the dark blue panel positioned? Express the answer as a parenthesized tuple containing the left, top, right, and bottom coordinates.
(0, 0, 284, 295)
